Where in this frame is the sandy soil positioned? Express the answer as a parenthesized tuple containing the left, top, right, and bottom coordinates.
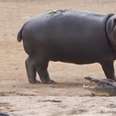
(0, 0, 116, 115)
(0, 96, 116, 116)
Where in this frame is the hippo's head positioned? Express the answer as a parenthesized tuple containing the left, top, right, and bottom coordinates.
(106, 15, 116, 51)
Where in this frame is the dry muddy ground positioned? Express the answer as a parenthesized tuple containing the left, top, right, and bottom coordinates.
(0, 0, 116, 115)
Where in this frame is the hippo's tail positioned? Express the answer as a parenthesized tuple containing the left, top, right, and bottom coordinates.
(17, 28, 23, 42)
(17, 23, 26, 42)
(17, 26, 24, 42)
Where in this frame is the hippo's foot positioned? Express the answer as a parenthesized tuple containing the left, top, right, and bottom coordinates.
(107, 78, 116, 82)
(34, 80, 41, 84)
(106, 76, 116, 81)
(41, 80, 56, 84)
(28, 80, 36, 84)
(29, 79, 40, 84)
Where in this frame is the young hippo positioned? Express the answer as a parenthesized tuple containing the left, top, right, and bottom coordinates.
(17, 10, 116, 84)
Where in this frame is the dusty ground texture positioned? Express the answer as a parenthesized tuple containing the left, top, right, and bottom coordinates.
(0, 0, 116, 115)
(1, 96, 116, 116)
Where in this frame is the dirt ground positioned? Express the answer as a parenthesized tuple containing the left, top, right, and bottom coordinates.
(1, 0, 116, 115)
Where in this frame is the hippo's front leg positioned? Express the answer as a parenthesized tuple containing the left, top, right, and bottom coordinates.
(25, 57, 37, 83)
(100, 60, 115, 80)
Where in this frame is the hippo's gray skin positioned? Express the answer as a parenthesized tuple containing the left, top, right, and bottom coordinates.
(17, 10, 116, 84)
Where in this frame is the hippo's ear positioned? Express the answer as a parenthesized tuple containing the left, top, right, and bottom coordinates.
(106, 17, 115, 34)
(111, 18, 116, 31)
(109, 18, 116, 51)
(114, 18, 116, 23)
(106, 16, 116, 51)
(112, 18, 116, 34)
(112, 18, 116, 27)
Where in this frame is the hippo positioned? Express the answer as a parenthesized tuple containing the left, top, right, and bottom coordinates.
(17, 10, 116, 84)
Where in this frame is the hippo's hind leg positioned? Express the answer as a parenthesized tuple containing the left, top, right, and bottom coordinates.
(36, 61, 55, 84)
(100, 60, 115, 80)
(25, 57, 37, 83)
